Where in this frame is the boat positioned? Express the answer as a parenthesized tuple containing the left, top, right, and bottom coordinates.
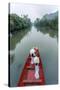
(17, 48, 45, 86)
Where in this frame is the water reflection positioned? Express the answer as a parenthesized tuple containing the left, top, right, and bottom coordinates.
(36, 27, 58, 39)
(10, 27, 31, 50)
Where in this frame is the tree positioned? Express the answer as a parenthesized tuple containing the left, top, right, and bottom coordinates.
(9, 14, 32, 33)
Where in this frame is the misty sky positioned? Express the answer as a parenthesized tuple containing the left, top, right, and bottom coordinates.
(10, 3, 58, 22)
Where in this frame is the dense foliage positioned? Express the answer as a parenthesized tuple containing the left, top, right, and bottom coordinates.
(9, 14, 32, 33)
(34, 14, 58, 30)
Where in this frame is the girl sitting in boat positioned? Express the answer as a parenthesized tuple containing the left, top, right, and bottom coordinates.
(30, 48, 40, 79)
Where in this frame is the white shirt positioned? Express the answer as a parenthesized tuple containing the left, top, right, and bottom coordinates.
(35, 65, 39, 79)
(34, 56, 40, 64)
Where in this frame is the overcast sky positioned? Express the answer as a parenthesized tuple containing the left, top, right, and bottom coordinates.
(10, 3, 58, 22)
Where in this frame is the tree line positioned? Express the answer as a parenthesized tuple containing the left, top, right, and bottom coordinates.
(34, 14, 58, 30)
(9, 14, 32, 33)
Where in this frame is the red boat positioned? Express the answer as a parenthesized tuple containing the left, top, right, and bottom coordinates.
(17, 48, 45, 86)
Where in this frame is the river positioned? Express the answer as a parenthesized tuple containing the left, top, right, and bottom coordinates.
(10, 26, 58, 87)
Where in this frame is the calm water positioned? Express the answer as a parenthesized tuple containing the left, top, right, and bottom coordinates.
(10, 26, 58, 87)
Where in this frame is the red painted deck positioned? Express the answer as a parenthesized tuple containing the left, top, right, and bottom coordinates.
(17, 49, 45, 86)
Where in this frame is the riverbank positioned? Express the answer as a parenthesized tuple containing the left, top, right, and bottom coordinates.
(9, 14, 32, 33)
(34, 11, 58, 30)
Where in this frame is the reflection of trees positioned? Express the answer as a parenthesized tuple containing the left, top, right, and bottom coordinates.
(36, 27, 58, 38)
(9, 14, 32, 50)
(10, 27, 31, 50)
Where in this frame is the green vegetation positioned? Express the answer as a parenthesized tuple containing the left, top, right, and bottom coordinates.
(9, 14, 32, 33)
(34, 13, 58, 30)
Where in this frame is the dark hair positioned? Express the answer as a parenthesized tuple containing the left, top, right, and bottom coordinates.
(35, 63, 38, 65)
(32, 53, 35, 57)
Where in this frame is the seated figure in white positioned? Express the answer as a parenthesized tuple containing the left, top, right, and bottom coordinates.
(30, 48, 40, 79)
